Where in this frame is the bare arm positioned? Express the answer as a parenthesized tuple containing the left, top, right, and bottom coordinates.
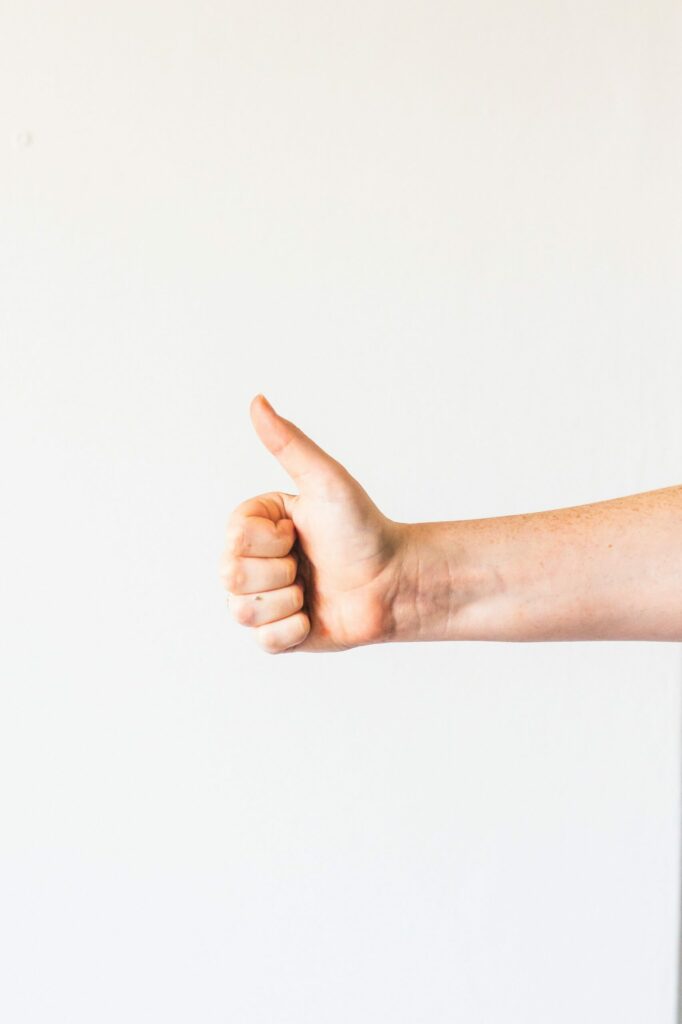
(221, 397, 682, 652)
(389, 486, 682, 643)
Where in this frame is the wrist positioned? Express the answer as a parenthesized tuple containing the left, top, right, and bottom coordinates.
(384, 520, 501, 643)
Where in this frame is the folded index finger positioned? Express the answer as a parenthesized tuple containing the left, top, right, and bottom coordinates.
(225, 496, 296, 558)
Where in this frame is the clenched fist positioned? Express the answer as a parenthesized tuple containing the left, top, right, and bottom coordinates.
(220, 394, 411, 654)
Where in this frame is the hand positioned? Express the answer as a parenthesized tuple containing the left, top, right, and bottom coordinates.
(220, 395, 409, 654)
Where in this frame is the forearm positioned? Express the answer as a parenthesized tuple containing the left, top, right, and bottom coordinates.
(388, 485, 682, 642)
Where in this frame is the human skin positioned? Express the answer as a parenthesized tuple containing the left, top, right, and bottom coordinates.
(219, 394, 682, 653)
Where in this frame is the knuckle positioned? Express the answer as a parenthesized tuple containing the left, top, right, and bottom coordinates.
(223, 563, 244, 592)
(294, 611, 310, 642)
(286, 555, 298, 582)
(256, 625, 282, 654)
(231, 598, 253, 626)
(225, 523, 245, 557)
(219, 557, 235, 588)
(259, 636, 281, 655)
(278, 518, 295, 543)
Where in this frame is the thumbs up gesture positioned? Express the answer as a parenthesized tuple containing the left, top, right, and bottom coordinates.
(220, 394, 410, 653)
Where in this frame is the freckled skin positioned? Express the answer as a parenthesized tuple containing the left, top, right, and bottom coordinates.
(220, 395, 682, 651)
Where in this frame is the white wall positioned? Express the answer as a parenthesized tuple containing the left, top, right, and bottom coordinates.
(1, 3, 681, 1021)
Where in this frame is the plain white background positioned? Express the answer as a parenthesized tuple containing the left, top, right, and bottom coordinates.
(2, 2, 682, 1021)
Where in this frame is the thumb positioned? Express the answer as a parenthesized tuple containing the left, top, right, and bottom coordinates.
(249, 394, 350, 494)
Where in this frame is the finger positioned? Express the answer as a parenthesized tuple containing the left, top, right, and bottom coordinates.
(225, 515, 295, 558)
(254, 610, 311, 654)
(228, 581, 305, 628)
(221, 554, 297, 595)
(249, 394, 350, 495)
(228, 493, 295, 526)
